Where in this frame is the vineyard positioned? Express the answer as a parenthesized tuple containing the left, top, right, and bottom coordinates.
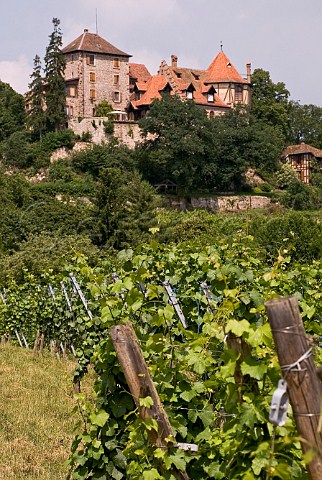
(1, 238, 322, 479)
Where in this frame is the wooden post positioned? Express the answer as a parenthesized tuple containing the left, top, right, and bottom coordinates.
(265, 296, 322, 479)
(226, 333, 259, 402)
(73, 375, 81, 394)
(110, 322, 189, 480)
(33, 330, 40, 354)
(39, 334, 45, 353)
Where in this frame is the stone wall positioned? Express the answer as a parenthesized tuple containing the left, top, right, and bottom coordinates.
(68, 118, 141, 148)
(164, 195, 271, 211)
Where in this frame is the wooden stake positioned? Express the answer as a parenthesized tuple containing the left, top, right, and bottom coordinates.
(73, 376, 81, 394)
(33, 330, 40, 354)
(39, 334, 45, 353)
(265, 296, 322, 479)
(226, 333, 260, 402)
(110, 322, 189, 480)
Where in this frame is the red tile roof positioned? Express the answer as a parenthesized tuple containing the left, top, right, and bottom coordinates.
(129, 63, 151, 83)
(131, 76, 172, 107)
(204, 51, 247, 84)
(158, 63, 230, 108)
(62, 30, 130, 57)
(282, 143, 322, 158)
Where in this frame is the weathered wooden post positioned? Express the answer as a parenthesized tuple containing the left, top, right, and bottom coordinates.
(265, 296, 322, 479)
(33, 330, 40, 353)
(110, 322, 189, 480)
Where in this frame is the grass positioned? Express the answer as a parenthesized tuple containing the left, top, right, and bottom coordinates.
(0, 344, 93, 479)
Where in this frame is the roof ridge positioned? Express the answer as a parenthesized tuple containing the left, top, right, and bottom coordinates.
(78, 31, 86, 50)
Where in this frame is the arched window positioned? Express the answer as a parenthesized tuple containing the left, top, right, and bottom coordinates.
(209, 111, 215, 120)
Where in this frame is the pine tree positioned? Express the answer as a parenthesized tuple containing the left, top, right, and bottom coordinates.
(26, 54, 46, 138)
(44, 18, 66, 132)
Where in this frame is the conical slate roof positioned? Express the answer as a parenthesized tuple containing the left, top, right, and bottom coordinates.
(62, 30, 131, 57)
(204, 51, 247, 84)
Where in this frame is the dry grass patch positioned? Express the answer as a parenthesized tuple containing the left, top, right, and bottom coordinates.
(0, 345, 93, 479)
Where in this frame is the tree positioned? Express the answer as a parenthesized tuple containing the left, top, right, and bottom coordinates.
(0, 81, 26, 142)
(44, 18, 66, 132)
(95, 100, 113, 117)
(139, 94, 212, 192)
(251, 68, 290, 136)
(287, 101, 322, 148)
(27, 55, 46, 139)
(95, 167, 160, 249)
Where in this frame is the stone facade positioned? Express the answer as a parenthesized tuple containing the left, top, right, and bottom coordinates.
(69, 117, 141, 148)
(65, 51, 130, 118)
(164, 195, 271, 212)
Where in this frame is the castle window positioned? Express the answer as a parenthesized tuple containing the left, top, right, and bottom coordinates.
(207, 93, 214, 102)
(114, 74, 120, 85)
(70, 106, 73, 116)
(114, 58, 120, 69)
(89, 72, 96, 83)
(186, 91, 193, 99)
(86, 54, 95, 65)
(68, 86, 76, 97)
(209, 111, 215, 120)
(90, 88, 96, 99)
(235, 84, 243, 102)
(114, 91, 121, 102)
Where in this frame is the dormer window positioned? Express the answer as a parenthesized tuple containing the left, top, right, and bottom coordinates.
(186, 90, 193, 99)
(192, 72, 200, 80)
(207, 93, 214, 102)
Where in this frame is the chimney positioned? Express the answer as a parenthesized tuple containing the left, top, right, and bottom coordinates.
(171, 54, 178, 68)
(246, 62, 251, 83)
(84, 28, 88, 33)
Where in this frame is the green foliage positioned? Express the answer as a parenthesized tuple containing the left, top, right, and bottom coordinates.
(249, 211, 322, 262)
(0, 233, 100, 283)
(287, 101, 322, 147)
(27, 54, 46, 139)
(63, 241, 321, 479)
(95, 100, 113, 117)
(0, 80, 26, 142)
(95, 167, 161, 248)
(72, 144, 136, 178)
(40, 129, 76, 152)
(251, 69, 290, 137)
(2, 131, 34, 168)
(44, 18, 66, 132)
(1, 237, 322, 478)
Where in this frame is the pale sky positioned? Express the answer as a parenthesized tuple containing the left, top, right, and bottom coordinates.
(1, 0, 321, 105)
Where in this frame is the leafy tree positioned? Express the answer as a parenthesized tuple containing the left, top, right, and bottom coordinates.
(27, 55, 46, 139)
(44, 18, 66, 132)
(2, 131, 33, 168)
(72, 144, 136, 178)
(139, 94, 211, 192)
(0, 232, 100, 283)
(95, 100, 113, 117)
(287, 101, 322, 147)
(95, 167, 160, 248)
(0, 81, 26, 142)
(251, 68, 290, 136)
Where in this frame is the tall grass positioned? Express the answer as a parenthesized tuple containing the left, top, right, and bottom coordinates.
(0, 345, 91, 479)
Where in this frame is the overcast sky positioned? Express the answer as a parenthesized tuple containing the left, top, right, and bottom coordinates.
(1, 0, 321, 105)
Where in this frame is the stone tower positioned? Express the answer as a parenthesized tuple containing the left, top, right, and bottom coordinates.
(62, 29, 131, 118)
